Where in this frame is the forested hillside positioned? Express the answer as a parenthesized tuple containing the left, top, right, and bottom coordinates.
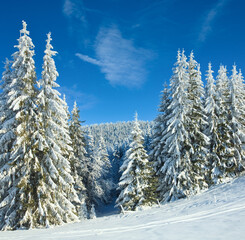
(83, 120, 154, 154)
(83, 120, 154, 188)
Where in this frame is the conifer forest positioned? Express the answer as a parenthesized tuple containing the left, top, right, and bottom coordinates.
(0, 21, 245, 232)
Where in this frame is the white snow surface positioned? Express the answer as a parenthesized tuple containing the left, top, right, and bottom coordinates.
(1, 175, 245, 240)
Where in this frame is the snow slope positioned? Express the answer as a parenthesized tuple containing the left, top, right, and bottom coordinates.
(1, 175, 245, 240)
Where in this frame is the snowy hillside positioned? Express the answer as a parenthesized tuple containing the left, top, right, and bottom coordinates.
(1, 175, 245, 240)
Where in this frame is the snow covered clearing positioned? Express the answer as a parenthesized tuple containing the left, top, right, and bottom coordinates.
(1, 175, 245, 240)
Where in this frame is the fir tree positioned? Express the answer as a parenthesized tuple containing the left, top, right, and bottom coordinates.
(111, 145, 125, 184)
(60, 96, 87, 219)
(150, 83, 170, 201)
(0, 58, 15, 195)
(186, 52, 209, 192)
(83, 131, 112, 217)
(0, 58, 12, 124)
(95, 135, 114, 204)
(116, 113, 157, 211)
(204, 63, 220, 185)
(144, 123, 152, 153)
(34, 32, 81, 226)
(83, 129, 98, 216)
(69, 101, 88, 219)
(212, 65, 235, 183)
(229, 65, 245, 173)
(90, 204, 96, 219)
(150, 83, 170, 166)
(0, 21, 50, 230)
(157, 50, 193, 202)
(85, 134, 113, 211)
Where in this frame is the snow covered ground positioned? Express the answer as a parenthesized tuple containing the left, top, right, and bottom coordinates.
(1, 175, 245, 240)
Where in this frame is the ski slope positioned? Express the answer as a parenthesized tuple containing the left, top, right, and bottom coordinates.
(1, 175, 245, 240)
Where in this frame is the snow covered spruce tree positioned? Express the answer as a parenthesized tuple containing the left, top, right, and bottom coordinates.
(60, 96, 76, 176)
(229, 65, 245, 173)
(35, 31, 83, 225)
(154, 50, 194, 202)
(116, 113, 157, 211)
(111, 145, 125, 184)
(0, 58, 12, 126)
(84, 133, 113, 212)
(83, 130, 97, 215)
(212, 65, 235, 183)
(82, 130, 112, 216)
(94, 135, 113, 204)
(204, 63, 221, 185)
(150, 83, 170, 200)
(186, 52, 209, 192)
(69, 101, 88, 218)
(144, 123, 153, 153)
(0, 21, 54, 230)
(150, 83, 170, 166)
(0, 59, 15, 195)
(61, 95, 87, 212)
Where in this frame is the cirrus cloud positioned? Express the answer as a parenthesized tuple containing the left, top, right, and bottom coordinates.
(198, 0, 229, 42)
(76, 26, 152, 88)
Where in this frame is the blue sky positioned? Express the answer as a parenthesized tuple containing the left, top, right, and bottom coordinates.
(0, 0, 244, 124)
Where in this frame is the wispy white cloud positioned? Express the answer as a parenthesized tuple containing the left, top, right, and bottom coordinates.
(59, 85, 97, 111)
(63, 0, 86, 23)
(198, 0, 229, 42)
(76, 53, 101, 66)
(63, 0, 107, 47)
(63, 0, 89, 48)
(76, 26, 152, 88)
(63, 0, 105, 25)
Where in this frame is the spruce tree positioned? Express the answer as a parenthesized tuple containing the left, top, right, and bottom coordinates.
(83, 129, 107, 218)
(0, 21, 49, 230)
(144, 123, 152, 153)
(186, 52, 209, 192)
(96, 135, 114, 204)
(83, 131, 112, 217)
(0, 58, 12, 125)
(60, 96, 87, 218)
(212, 65, 235, 183)
(85, 134, 113, 209)
(34, 32, 81, 226)
(69, 101, 88, 218)
(90, 204, 96, 219)
(0, 59, 15, 192)
(150, 83, 170, 167)
(150, 83, 170, 201)
(204, 63, 220, 185)
(229, 65, 245, 173)
(156, 50, 193, 202)
(116, 113, 157, 211)
(237, 69, 245, 171)
(83, 129, 98, 216)
(112, 145, 125, 184)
